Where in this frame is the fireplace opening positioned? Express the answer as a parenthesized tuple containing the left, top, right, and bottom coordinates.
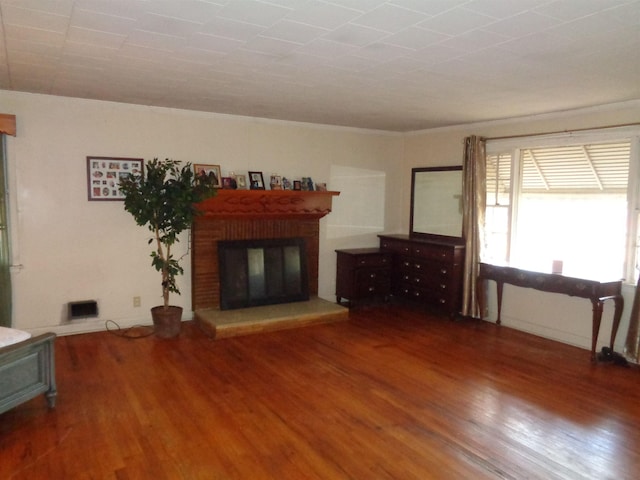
(218, 237, 309, 310)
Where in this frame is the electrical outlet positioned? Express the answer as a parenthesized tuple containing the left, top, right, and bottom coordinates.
(133, 296, 141, 308)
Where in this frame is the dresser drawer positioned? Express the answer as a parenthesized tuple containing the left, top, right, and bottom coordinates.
(356, 267, 390, 285)
(380, 238, 411, 255)
(353, 254, 391, 268)
(356, 269, 391, 297)
(412, 244, 454, 262)
(413, 259, 454, 278)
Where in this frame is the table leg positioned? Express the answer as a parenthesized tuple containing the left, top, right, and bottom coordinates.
(590, 299, 604, 362)
(609, 295, 624, 351)
(476, 278, 486, 319)
(496, 281, 503, 325)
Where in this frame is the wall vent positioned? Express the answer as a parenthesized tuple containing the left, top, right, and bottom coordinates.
(68, 300, 98, 320)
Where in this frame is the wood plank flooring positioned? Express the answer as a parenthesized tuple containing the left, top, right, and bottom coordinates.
(1, 303, 639, 479)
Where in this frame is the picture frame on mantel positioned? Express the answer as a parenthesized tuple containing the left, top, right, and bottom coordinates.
(249, 171, 265, 190)
(194, 164, 222, 189)
(235, 174, 247, 189)
(87, 156, 143, 201)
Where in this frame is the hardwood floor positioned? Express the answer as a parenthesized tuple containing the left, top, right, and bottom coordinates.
(1, 303, 639, 479)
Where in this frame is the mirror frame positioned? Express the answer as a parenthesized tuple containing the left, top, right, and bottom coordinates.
(409, 166, 464, 241)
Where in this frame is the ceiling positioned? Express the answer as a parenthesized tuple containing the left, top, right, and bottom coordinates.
(0, 0, 638, 132)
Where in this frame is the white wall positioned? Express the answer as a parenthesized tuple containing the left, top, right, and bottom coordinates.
(4, 88, 638, 356)
(1, 90, 403, 335)
(403, 100, 640, 353)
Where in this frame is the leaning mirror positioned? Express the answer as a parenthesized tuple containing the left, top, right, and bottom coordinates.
(410, 166, 463, 239)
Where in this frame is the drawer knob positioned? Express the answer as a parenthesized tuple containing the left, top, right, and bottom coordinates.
(440, 284, 446, 289)
(415, 264, 421, 269)
(440, 268, 448, 274)
(370, 273, 376, 278)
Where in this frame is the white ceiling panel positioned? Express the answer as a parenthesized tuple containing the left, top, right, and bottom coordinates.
(0, 0, 638, 131)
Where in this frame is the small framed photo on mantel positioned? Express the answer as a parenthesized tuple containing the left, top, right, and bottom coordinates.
(87, 156, 143, 201)
(235, 174, 247, 189)
(249, 171, 265, 190)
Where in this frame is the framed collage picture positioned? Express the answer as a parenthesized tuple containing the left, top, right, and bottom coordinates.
(87, 156, 143, 201)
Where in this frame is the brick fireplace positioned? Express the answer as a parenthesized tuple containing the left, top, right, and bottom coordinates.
(191, 190, 339, 312)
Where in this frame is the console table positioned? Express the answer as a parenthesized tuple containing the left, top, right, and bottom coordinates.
(478, 263, 624, 362)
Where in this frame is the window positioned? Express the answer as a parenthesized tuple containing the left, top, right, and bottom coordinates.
(484, 127, 640, 283)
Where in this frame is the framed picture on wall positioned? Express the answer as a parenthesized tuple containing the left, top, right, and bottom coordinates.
(194, 164, 222, 189)
(249, 171, 265, 190)
(87, 156, 143, 201)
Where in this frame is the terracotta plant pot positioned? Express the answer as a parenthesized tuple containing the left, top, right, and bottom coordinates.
(151, 305, 183, 339)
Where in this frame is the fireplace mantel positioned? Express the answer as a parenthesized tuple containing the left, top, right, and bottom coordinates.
(196, 190, 340, 219)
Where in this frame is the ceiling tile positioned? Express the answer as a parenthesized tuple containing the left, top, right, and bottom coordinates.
(261, 20, 328, 43)
(417, 7, 498, 34)
(533, 0, 634, 21)
(3, 24, 65, 48)
(66, 26, 126, 48)
(1, 4, 69, 32)
(286, 2, 362, 30)
(322, 23, 389, 47)
(482, 11, 563, 37)
(135, 12, 203, 37)
(188, 32, 244, 54)
(294, 38, 359, 59)
(437, 29, 510, 52)
(351, 4, 428, 33)
(389, 0, 468, 16)
(198, 16, 264, 41)
(218, 0, 292, 27)
(243, 36, 302, 56)
(70, 8, 138, 35)
(464, 0, 556, 19)
(354, 41, 413, 62)
(126, 29, 187, 51)
(382, 27, 450, 49)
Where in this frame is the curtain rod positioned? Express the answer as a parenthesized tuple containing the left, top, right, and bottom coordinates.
(486, 122, 640, 141)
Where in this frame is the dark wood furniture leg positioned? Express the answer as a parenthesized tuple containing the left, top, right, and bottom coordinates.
(495, 281, 503, 325)
(590, 299, 604, 362)
(610, 295, 624, 351)
(589, 295, 624, 362)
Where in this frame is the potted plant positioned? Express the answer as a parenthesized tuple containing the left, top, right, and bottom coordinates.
(119, 158, 217, 338)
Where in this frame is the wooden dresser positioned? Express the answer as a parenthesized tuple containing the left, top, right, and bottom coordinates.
(335, 248, 392, 307)
(378, 234, 465, 317)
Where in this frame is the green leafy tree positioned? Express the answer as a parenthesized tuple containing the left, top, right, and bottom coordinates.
(119, 158, 217, 309)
